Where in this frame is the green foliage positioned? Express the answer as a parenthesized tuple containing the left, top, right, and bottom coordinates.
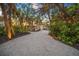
(66, 4, 79, 16)
(14, 26, 29, 33)
(49, 17, 79, 46)
(0, 26, 6, 36)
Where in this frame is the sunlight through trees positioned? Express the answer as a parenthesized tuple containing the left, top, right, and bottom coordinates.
(0, 3, 79, 49)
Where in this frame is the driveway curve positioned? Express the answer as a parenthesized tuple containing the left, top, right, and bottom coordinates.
(0, 30, 79, 56)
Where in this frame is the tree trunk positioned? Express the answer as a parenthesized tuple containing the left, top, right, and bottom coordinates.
(1, 4, 14, 40)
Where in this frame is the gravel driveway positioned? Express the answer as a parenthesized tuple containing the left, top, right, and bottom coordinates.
(0, 30, 79, 56)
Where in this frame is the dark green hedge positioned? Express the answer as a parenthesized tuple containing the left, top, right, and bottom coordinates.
(49, 17, 79, 46)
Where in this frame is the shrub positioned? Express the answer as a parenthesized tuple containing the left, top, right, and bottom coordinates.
(49, 17, 79, 46)
(0, 26, 6, 36)
(14, 26, 29, 33)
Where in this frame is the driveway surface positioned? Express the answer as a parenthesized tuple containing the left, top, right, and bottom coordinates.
(0, 30, 79, 56)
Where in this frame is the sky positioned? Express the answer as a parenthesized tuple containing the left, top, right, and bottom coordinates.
(64, 3, 72, 7)
(0, 11, 2, 16)
(0, 8, 2, 16)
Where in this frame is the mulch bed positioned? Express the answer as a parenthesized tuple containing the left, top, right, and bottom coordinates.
(0, 36, 8, 44)
(74, 44, 79, 50)
(0, 32, 30, 44)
